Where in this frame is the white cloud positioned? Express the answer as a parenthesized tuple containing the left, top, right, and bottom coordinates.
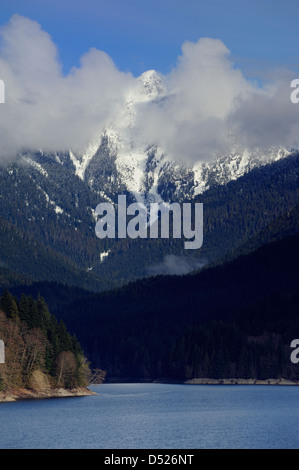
(0, 14, 134, 159)
(0, 15, 298, 163)
(134, 37, 295, 163)
(227, 72, 299, 150)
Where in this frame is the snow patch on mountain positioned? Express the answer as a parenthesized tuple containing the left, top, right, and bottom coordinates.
(21, 156, 49, 178)
(100, 249, 111, 262)
(69, 133, 104, 181)
(35, 184, 66, 215)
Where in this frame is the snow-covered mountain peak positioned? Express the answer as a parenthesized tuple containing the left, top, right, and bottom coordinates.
(36, 63, 295, 208)
(133, 69, 166, 103)
(138, 70, 165, 98)
(66, 69, 168, 184)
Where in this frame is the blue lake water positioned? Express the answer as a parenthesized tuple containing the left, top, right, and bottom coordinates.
(0, 383, 299, 449)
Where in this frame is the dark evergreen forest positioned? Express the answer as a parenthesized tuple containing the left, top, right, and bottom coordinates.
(55, 231, 299, 382)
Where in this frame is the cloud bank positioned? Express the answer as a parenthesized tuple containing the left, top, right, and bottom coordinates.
(146, 255, 206, 277)
(0, 14, 134, 159)
(0, 14, 298, 162)
(136, 39, 299, 163)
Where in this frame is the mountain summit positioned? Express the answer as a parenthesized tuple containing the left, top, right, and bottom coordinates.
(136, 69, 166, 102)
(58, 68, 293, 206)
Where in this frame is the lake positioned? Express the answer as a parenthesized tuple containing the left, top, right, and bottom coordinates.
(0, 383, 299, 449)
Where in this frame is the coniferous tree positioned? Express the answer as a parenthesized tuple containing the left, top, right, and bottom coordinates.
(0, 289, 19, 320)
(18, 293, 31, 324)
(37, 295, 52, 333)
(27, 296, 41, 329)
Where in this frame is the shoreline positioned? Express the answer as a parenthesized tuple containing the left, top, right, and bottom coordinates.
(1, 377, 298, 402)
(105, 376, 299, 385)
(0, 386, 96, 402)
(183, 378, 299, 385)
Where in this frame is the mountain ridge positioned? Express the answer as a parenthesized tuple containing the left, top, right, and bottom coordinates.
(0, 151, 297, 290)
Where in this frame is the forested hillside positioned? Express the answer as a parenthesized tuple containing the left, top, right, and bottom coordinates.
(0, 290, 93, 393)
(0, 153, 298, 291)
(56, 232, 299, 382)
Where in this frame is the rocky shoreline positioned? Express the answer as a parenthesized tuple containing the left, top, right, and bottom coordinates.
(1, 377, 298, 402)
(0, 386, 96, 402)
(0, 369, 97, 402)
(184, 378, 299, 385)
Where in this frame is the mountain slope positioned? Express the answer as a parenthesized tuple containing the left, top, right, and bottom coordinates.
(55, 230, 299, 382)
(0, 152, 298, 290)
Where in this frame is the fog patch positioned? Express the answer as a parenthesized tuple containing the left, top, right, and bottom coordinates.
(146, 254, 206, 276)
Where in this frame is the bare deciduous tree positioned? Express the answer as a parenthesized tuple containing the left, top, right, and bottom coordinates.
(88, 368, 106, 385)
(23, 328, 47, 377)
(55, 351, 77, 388)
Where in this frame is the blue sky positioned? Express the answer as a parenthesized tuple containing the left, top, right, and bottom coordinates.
(1, 0, 299, 77)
